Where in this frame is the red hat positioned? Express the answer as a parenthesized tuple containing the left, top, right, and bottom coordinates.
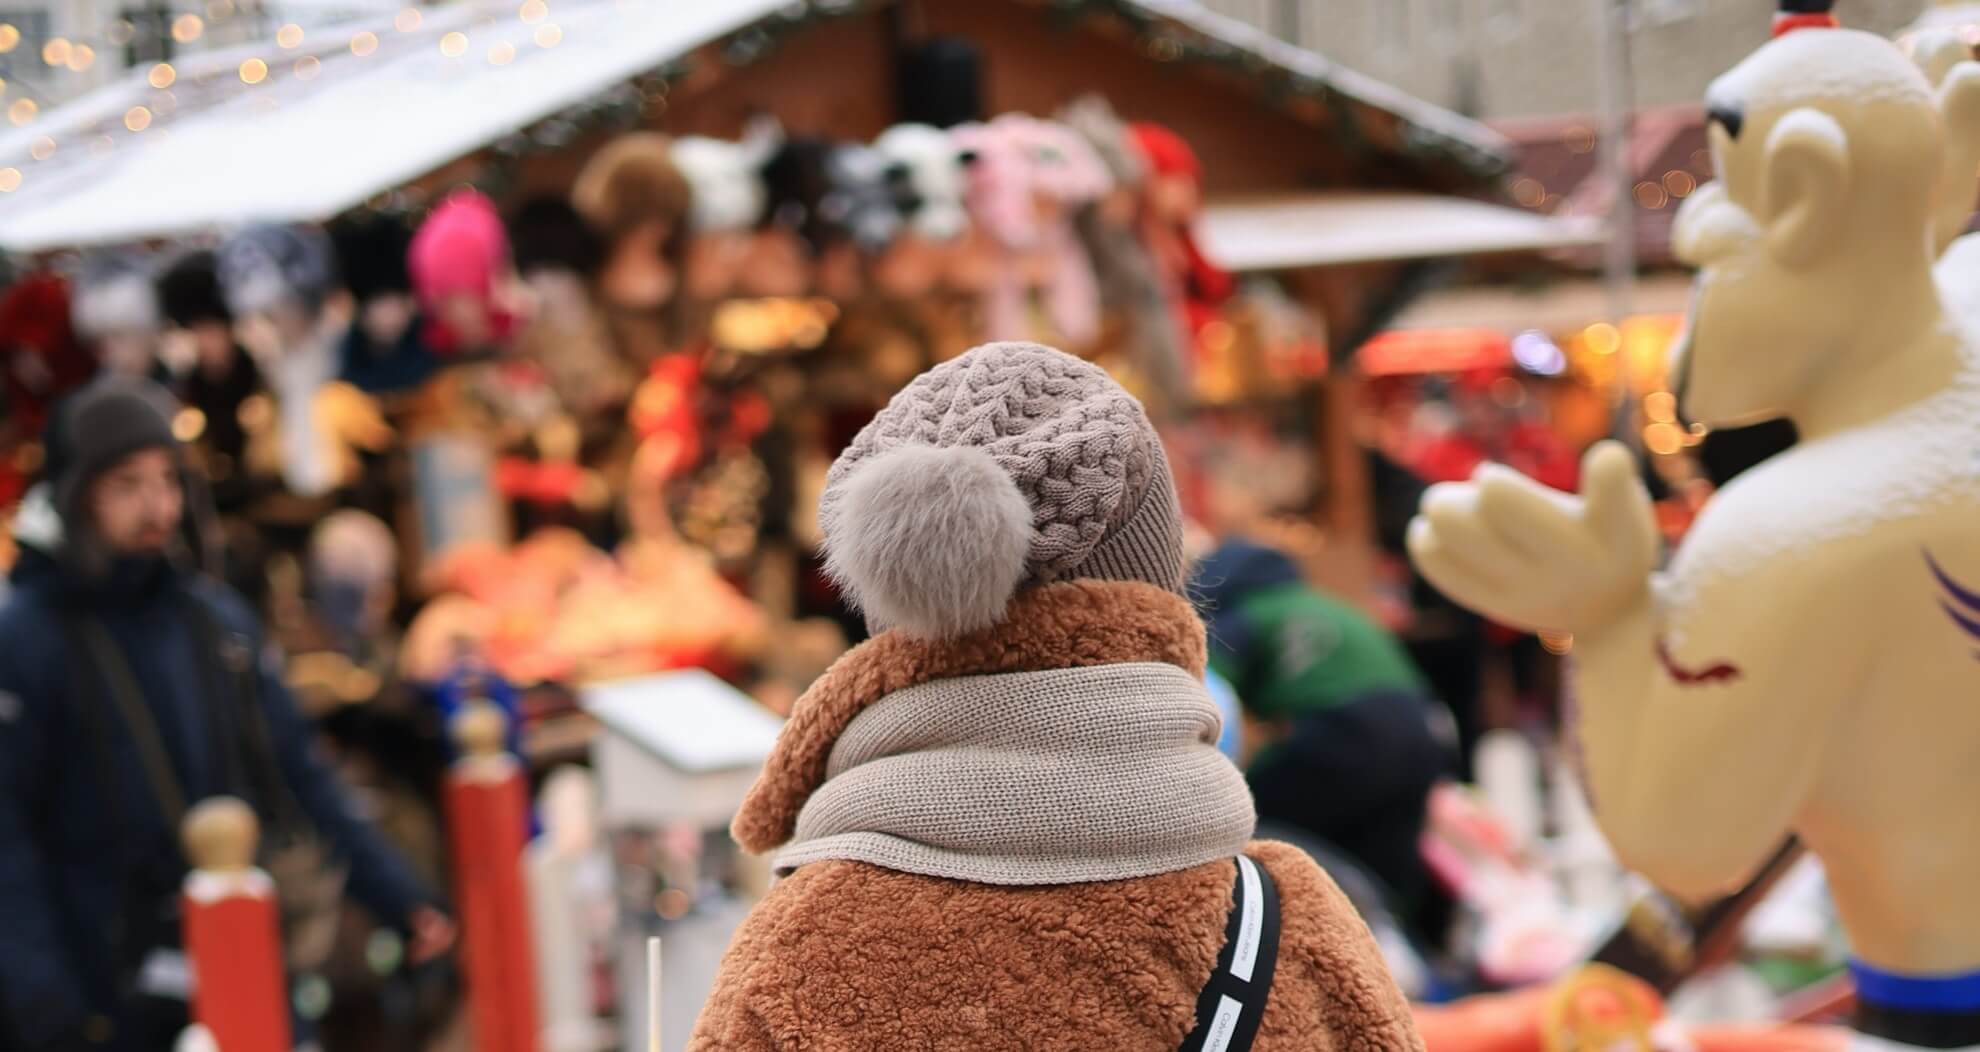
(1773, 0, 1838, 37)
(0, 273, 77, 359)
(1129, 122, 1201, 182)
(0, 274, 93, 428)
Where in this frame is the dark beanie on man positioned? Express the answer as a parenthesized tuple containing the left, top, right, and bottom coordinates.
(43, 375, 181, 532)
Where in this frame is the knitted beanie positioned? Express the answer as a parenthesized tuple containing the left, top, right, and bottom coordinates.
(819, 342, 1183, 639)
(44, 375, 180, 532)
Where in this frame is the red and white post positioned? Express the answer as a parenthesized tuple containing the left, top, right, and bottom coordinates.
(180, 797, 292, 1052)
(446, 701, 541, 1052)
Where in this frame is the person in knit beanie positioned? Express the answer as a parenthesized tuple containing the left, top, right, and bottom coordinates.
(692, 342, 1420, 1052)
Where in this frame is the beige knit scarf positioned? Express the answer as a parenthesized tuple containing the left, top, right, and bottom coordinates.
(732, 580, 1257, 886)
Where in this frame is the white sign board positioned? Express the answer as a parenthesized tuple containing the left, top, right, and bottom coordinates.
(582, 669, 784, 829)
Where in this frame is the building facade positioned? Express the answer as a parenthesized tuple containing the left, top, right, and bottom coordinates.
(1203, 0, 1924, 119)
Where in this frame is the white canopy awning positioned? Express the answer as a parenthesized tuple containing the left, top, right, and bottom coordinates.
(1199, 193, 1604, 272)
(0, 0, 1515, 254)
(1385, 272, 1696, 332)
(0, 0, 793, 251)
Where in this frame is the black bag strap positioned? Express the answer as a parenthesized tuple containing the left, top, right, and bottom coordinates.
(179, 594, 313, 845)
(1179, 855, 1281, 1052)
(63, 612, 189, 833)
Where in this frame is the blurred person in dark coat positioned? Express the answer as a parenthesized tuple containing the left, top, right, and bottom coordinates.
(0, 377, 450, 1051)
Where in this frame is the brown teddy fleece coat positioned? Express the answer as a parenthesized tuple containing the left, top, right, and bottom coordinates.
(690, 582, 1424, 1052)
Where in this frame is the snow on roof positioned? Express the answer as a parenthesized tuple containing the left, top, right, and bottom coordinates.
(0, 0, 1511, 252)
(1199, 192, 1603, 272)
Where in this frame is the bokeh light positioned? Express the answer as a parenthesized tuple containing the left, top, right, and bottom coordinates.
(40, 39, 70, 67)
(239, 58, 268, 84)
(352, 31, 379, 56)
(277, 23, 304, 48)
(124, 106, 152, 132)
(534, 23, 563, 48)
(395, 8, 422, 32)
(440, 32, 469, 58)
(8, 99, 37, 125)
(173, 14, 204, 43)
(1583, 322, 1622, 357)
(1644, 390, 1677, 424)
(1643, 422, 1685, 456)
(149, 63, 176, 88)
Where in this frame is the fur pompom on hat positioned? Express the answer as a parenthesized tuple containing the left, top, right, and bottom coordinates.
(819, 342, 1183, 639)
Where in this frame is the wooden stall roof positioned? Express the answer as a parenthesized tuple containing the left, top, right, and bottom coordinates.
(0, 0, 1512, 251)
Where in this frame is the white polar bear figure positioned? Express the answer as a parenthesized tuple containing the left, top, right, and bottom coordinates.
(1408, 11, 1980, 1048)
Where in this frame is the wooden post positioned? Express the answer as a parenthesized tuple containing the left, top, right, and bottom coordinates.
(180, 797, 291, 1052)
(446, 700, 542, 1052)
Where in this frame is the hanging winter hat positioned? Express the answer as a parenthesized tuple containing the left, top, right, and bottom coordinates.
(71, 253, 161, 340)
(996, 114, 1112, 208)
(0, 273, 90, 427)
(328, 212, 414, 304)
(217, 223, 338, 317)
(157, 250, 232, 329)
(408, 190, 518, 353)
(759, 136, 838, 256)
(1058, 95, 1145, 188)
(510, 196, 604, 278)
(823, 142, 909, 252)
(1774, 0, 1838, 36)
(672, 132, 774, 233)
(1130, 122, 1234, 333)
(872, 123, 972, 241)
(572, 132, 692, 242)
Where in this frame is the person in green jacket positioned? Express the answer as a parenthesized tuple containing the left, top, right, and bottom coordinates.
(1193, 537, 1451, 924)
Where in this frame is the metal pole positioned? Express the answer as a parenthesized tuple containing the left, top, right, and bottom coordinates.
(1596, 0, 1640, 444)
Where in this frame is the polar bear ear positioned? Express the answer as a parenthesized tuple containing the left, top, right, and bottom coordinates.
(1918, 34, 1980, 255)
(1761, 108, 1851, 269)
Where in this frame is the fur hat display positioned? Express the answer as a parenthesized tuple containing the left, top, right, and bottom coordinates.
(157, 250, 233, 329)
(1058, 94, 1146, 187)
(217, 223, 338, 317)
(822, 142, 909, 252)
(818, 342, 1182, 639)
(509, 196, 604, 278)
(758, 136, 837, 255)
(572, 132, 692, 240)
(328, 212, 415, 303)
(872, 123, 972, 241)
(672, 131, 776, 232)
(0, 273, 88, 431)
(71, 254, 162, 340)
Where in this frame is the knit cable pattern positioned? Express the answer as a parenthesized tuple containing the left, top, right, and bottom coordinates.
(820, 342, 1157, 584)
